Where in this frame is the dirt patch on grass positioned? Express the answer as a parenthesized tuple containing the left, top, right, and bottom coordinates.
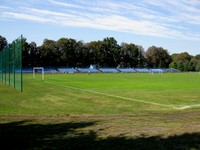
(1, 110, 200, 137)
(0, 112, 200, 150)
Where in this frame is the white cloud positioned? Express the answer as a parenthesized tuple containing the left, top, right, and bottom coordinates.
(1, 12, 50, 23)
(48, 0, 83, 9)
(1, 0, 200, 41)
(22, 8, 74, 18)
(0, 6, 11, 9)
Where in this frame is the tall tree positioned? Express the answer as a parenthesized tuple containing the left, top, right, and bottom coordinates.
(22, 37, 30, 67)
(56, 38, 79, 67)
(170, 52, 193, 71)
(39, 39, 58, 66)
(174, 52, 191, 62)
(146, 46, 171, 68)
(120, 43, 140, 67)
(194, 54, 200, 71)
(100, 37, 120, 67)
(137, 45, 147, 67)
(29, 42, 40, 67)
(85, 41, 102, 67)
(73, 40, 85, 67)
(195, 54, 200, 60)
(0, 35, 7, 51)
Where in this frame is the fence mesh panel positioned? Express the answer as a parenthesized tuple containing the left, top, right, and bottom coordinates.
(0, 36, 23, 92)
(0, 49, 2, 81)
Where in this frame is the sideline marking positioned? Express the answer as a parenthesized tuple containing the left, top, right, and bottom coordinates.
(178, 104, 200, 110)
(45, 81, 200, 110)
(45, 81, 180, 109)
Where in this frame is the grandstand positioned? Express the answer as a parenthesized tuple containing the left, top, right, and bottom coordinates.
(99, 68, 119, 73)
(118, 68, 136, 73)
(150, 69, 163, 73)
(22, 68, 33, 73)
(44, 68, 58, 73)
(58, 68, 78, 73)
(77, 68, 100, 73)
(22, 67, 180, 73)
(167, 68, 180, 72)
(135, 68, 150, 73)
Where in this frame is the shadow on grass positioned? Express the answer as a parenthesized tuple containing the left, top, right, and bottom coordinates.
(0, 120, 200, 150)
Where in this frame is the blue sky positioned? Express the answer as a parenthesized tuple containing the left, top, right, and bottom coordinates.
(1, 0, 200, 55)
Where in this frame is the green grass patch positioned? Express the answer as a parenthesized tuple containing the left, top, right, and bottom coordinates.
(1, 73, 200, 115)
(1, 73, 200, 149)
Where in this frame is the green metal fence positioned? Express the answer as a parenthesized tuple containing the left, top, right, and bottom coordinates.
(0, 35, 23, 92)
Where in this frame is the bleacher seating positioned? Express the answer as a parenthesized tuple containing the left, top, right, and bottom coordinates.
(77, 68, 100, 73)
(58, 68, 77, 73)
(118, 68, 136, 73)
(150, 69, 163, 73)
(23, 68, 57, 73)
(135, 68, 150, 73)
(166, 68, 180, 72)
(22, 67, 180, 74)
(99, 68, 119, 73)
(44, 68, 57, 73)
(22, 68, 33, 73)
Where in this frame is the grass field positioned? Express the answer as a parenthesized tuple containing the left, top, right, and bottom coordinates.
(1, 73, 200, 149)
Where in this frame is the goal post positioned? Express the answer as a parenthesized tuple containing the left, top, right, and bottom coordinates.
(33, 67, 44, 80)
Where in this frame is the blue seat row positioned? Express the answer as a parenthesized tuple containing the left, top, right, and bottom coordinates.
(135, 68, 150, 73)
(58, 68, 77, 73)
(44, 68, 58, 73)
(118, 68, 136, 73)
(22, 68, 180, 73)
(99, 68, 119, 73)
(78, 68, 100, 73)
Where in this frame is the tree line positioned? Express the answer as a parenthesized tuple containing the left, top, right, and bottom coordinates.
(1, 35, 200, 71)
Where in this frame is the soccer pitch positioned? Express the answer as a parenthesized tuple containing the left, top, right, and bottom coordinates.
(1, 73, 200, 115)
(1, 73, 200, 149)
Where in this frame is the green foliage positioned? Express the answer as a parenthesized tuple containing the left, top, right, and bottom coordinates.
(22, 37, 148, 68)
(195, 54, 200, 60)
(170, 52, 200, 71)
(195, 62, 200, 71)
(22, 37, 37, 67)
(146, 46, 172, 68)
(170, 53, 179, 60)
(39, 39, 58, 66)
(177, 61, 184, 71)
(2, 35, 200, 70)
(174, 52, 191, 62)
(0, 35, 7, 51)
(99, 37, 120, 67)
(169, 61, 176, 69)
(120, 43, 140, 67)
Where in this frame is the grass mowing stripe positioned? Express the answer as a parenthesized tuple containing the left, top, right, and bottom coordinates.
(45, 81, 180, 110)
